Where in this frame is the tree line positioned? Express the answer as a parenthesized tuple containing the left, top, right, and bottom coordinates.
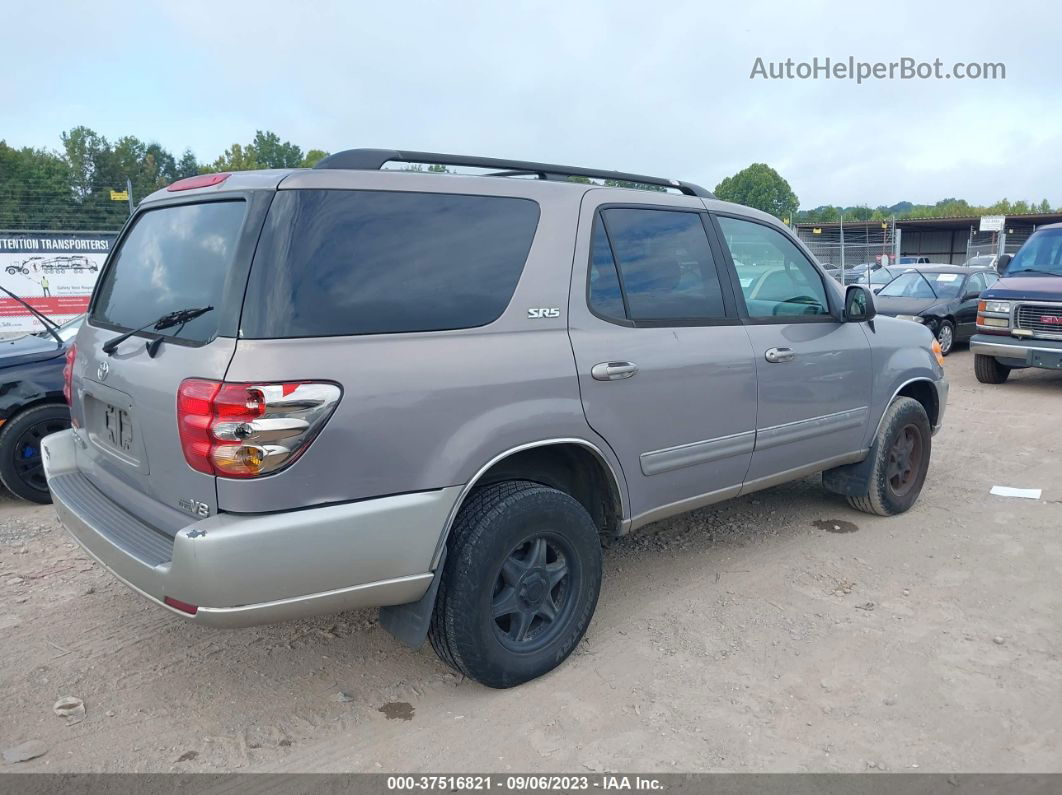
(1, 131, 1057, 231)
(0, 128, 327, 231)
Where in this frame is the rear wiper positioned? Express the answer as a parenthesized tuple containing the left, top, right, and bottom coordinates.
(0, 285, 63, 346)
(102, 306, 214, 357)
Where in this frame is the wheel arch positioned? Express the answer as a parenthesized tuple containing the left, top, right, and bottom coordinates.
(888, 378, 940, 430)
(432, 438, 626, 569)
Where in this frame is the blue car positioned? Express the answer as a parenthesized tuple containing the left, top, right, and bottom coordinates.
(0, 310, 82, 502)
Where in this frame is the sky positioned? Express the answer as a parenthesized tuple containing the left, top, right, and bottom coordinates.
(4, 0, 1060, 209)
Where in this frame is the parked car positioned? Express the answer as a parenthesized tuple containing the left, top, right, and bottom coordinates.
(44, 150, 948, 688)
(963, 253, 1008, 270)
(873, 266, 999, 355)
(0, 304, 82, 502)
(970, 223, 1062, 383)
(897, 256, 931, 265)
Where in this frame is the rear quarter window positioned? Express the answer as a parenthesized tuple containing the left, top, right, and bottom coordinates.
(241, 190, 540, 338)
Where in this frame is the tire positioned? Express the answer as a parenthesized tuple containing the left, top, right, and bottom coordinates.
(936, 320, 955, 356)
(974, 354, 1011, 384)
(429, 480, 603, 688)
(0, 403, 71, 503)
(847, 397, 931, 517)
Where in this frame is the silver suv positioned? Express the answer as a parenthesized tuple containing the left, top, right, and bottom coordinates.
(44, 149, 948, 687)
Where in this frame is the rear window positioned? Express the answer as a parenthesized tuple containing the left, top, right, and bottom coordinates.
(91, 201, 247, 343)
(241, 190, 540, 338)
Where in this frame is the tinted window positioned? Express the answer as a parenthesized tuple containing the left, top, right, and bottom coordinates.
(716, 216, 830, 317)
(588, 216, 625, 320)
(595, 208, 725, 321)
(242, 190, 539, 338)
(91, 201, 247, 343)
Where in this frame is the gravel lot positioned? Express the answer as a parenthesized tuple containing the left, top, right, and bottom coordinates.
(1, 348, 1059, 773)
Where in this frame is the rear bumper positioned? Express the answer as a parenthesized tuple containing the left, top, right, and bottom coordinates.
(970, 335, 1062, 368)
(43, 429, 459, 628)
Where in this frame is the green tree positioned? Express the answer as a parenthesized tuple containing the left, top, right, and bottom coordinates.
(248, 130, 303, 168)
(0, 141, 76, 230)
(300, 149, 329, 168)
(177, 149, 200, 178)
(714, 163, 798, 220)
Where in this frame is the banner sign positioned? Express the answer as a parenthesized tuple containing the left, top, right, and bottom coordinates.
(0, 232, 116, 333)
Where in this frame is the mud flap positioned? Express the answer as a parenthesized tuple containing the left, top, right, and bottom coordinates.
(378, 548, 446, 649)
(821, 447, 875, 497)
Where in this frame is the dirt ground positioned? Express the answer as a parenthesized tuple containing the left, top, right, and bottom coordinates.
(1, 347, 1060, 773)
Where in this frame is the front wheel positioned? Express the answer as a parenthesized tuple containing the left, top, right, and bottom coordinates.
(847, 397, 931, 517)
(974, 354, 1011, 384)
(936, 320, 955, 356)
(429, 481, 603, 688)
(0, 404, 71, 503)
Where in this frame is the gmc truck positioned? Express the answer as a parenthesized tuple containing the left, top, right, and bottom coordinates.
(971, 223, 1062, 383)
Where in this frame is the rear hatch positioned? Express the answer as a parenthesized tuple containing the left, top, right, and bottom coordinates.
(70, 189, 273, 534)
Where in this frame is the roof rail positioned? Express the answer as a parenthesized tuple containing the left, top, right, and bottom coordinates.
(312, 148, 714, 198)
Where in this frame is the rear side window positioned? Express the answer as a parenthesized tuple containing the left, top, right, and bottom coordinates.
(91, 201, 247, 343)
(241, 190, 540, 338)
(589, 208, 727, 323)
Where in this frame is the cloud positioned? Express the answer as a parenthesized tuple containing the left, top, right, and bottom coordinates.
(4, 0, 1058, 208)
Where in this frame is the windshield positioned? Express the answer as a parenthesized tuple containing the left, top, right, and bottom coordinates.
(90, 201, 247, 343)
(1005, 228, 1062, 276)
(878, 270, 966, 299)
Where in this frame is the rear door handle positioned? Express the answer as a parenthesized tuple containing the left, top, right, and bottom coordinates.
(764, 347, 795, 363)
(592, 361, 639, 381)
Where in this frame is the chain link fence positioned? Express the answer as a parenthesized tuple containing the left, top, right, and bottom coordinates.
(795, 221, 899, 284)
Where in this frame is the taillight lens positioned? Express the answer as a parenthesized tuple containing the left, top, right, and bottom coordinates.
(177, 380, 341, 478)
(62, 344, 76, 405)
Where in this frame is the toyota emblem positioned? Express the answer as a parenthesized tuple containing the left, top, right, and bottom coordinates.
(97, 360, 110, 382)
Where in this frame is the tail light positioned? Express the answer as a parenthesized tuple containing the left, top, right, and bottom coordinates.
(177, 380, 341, 478)
(62, 344, 76, 404)
(167, 173, 230, 191)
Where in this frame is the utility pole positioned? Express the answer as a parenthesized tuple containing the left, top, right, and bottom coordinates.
(839, 212, 845, 271)
(126, 177, 134, 216)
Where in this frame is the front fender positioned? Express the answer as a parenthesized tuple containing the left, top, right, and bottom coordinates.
(862, 317, 945, 447)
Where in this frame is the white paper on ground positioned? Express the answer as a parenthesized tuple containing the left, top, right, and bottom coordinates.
(990, 485, 1042, 499)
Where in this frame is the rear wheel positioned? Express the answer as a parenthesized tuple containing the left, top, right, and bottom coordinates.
(847, 397, 931, 517)
(974, 354, 1011, 384)
(0, 404, 71, 503)
(429, 480, 602, 688)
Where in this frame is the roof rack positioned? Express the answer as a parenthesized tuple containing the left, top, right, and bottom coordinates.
(312, 148, 714, 198)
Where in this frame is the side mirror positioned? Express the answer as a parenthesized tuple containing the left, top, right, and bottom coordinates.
(844, 284, 876, 322)
(996, 254, 1012, 274)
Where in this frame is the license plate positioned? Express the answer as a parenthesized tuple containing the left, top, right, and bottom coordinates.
(103, 404, 134, 452)
(1031, 351, 1062, 369)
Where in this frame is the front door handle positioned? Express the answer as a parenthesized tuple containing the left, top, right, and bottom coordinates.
(764, 347, 795, 363)
(592, 361, 639, 381)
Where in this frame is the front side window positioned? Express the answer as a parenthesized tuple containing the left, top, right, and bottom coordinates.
(716, 216, 830, 318)
(242, 190, 540, 338)
(589, 208, 726, 323)
(91, 201, 247, 343)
